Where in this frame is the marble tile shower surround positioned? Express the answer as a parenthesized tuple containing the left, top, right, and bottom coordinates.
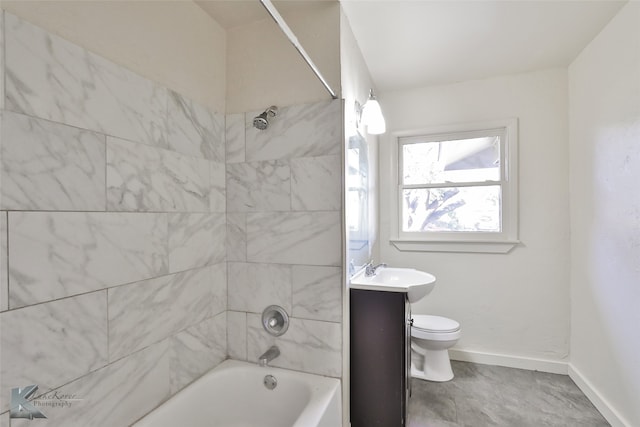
(8, 341, 171, 427)
(0, 12, 227, 425)
(228, 262, 293, 314)
(244, 101, 342, 162)
(291, 155, 342, 211)
(108, 264, 226, 361)
(0, 12, 344, 426)
(225, 99, 344, 378)
(228, 263, 341, 322)
(1, 17, 226, 211)
(3, 314, 227, 427)
(247, 211, 342, 265)
(5, 12, 167, 148)
(1, 9, 4, 110)
(167, 90, 225, 162)
(0, 110, 106, 211)
(0, 213, 7, 312)
(247, 313, 342, 377)
(292, 266, 342, 323)
(8, 211, 168, 308)
(226, 160, 291, 212)
(168, 213, 226, 273)
(106, 136, 212, 212)
(0, 292, 108, 409)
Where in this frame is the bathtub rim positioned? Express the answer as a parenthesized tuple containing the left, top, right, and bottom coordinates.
(131, 358, 341, 427)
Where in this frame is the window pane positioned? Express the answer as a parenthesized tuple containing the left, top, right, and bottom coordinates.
(402, 136, 500, 185)
(347, 190, 361, 232)
(402, 186, 501, 232)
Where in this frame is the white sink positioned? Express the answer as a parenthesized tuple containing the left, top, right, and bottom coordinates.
(350, 267, 436, 303)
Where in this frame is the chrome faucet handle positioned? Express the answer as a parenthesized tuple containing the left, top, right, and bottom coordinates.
(364, 262, 373, 276)
(364, 260, 376, 276)
(365, 261, 386, 277)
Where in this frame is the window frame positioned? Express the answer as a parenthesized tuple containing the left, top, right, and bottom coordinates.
(389, 118, 519, 253)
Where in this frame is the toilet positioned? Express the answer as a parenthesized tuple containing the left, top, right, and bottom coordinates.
(410, 315, 461, 382)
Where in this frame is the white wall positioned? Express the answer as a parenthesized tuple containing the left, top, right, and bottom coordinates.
(568, 2, 640, 426)
(379, 69, 571, 369)
(1, 1, 226, 113)
(226, 2, 340, 113)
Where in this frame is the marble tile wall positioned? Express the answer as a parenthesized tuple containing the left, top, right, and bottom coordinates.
(1, 111, 107, 211)
(0, 11, 4, 111)
(0, 213, 7, 312)
(0, 10, 345, 425)
(9, 342, 170, 427)
(0, 13, 4, 314)
(225, 100, 344, 378)
(5, 14, 167, 148)
(0, 12, 226, 425)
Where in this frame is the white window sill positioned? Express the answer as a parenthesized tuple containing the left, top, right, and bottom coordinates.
(390, 239, 520, 254)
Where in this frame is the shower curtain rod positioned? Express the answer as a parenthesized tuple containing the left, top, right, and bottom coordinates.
(259, 0, 338, 99)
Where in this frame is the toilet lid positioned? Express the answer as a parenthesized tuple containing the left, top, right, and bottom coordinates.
(412, 315, 460, 333)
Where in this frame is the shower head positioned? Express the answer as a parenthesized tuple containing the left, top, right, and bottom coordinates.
(253, 112, 269, 130)
(253, 106, 278, 130)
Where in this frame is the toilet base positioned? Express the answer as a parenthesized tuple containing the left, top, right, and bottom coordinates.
(411, 348, 454, 382)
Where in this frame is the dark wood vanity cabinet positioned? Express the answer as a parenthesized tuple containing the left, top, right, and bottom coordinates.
(350, 289, 410, 427)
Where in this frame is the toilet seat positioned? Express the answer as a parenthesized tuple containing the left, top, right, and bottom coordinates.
(412, 315, 460, 333)
(411, 315, 461, 341)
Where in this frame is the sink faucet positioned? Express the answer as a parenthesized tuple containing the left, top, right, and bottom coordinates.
(365, 261, 387, 277)
(258, 345, 280, 367)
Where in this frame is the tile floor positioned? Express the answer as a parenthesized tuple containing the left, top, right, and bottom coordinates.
(408, 361, 610, 427)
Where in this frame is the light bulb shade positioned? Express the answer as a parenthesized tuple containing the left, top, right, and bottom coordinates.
(361, 90, 386, 135)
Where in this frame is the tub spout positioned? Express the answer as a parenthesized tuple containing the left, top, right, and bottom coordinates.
(259, 346, 280, 367)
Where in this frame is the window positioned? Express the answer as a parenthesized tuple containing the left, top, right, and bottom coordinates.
(390, 119, 518, 253)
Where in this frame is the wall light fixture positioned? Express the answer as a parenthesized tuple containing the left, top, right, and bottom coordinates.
(361, 88, 386, 135)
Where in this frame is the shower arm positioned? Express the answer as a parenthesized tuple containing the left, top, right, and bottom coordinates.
(259, 0, 338, 100)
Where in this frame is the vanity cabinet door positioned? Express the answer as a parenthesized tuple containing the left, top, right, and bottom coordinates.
(350, 289, 406, 427)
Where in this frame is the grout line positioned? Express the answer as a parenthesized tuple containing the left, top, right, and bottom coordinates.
(0, 262, 227, 313)
(242, 112, 247, 164)
(4, 211, 9, 312)
(105, 288, 110, 363)
(290, 264, 294, 318)
(225, 260, 342, 269)
(244, 311, 248, 361)
(2, 9, 5, 112)
(242, 212, 247, 262)
(289, 158, 293, 211)
(103, 132, 108, 213)
(1, 287, 108, 313)
(0, 208, 221, 214)
(1, 109, 220, 165)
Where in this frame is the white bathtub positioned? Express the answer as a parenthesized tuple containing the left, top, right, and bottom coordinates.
(133, 359, 341, 427)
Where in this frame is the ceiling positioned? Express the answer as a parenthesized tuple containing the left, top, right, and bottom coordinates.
(196, 0, 331, 29)
(341, 0, 626, 92)
(197, 0, 627, 93)
(196, 0, 267, 29)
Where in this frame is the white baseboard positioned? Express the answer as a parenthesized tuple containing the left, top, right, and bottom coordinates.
(568, 364, 631, 427)
(448, 349, 568, 374)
